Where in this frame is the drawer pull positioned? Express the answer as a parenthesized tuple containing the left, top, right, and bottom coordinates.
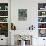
(43, 39, 45, 40)
(1, 39, 3, 40)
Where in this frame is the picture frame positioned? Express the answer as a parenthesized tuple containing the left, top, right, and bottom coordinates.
(18, 9, 27, 21)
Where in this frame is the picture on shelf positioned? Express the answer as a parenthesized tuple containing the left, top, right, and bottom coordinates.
(38, 17, 46, 22)
(38, 3, 46, 10)
(0, 3, 8, 10)
(0, 23, 8, 37)
(38, 11, 46, 16)
(18, 9, 27, 21)
(11, 23, 16, 30)
(38, 23, 46, 28)
(0, 17, 8, 22)
(38, 29, 46, 37)
(0, 11, 8, 16)
(0, 23, 8, 30)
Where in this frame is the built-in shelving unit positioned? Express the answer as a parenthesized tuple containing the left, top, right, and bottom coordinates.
(0, 3, 8, 37)
(38, 3, 46, 37)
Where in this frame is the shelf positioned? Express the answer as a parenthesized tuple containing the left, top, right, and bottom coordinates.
(38, 22, 46, 23)
(38, 28, 46, 29)
(0, 22, 8, 23)
(38, 10, 46, 11)
(0, 3, 8, 37)
(0, 16, 8, 17)
(38, 15, 46, 17)
(0, 10, 8, 11)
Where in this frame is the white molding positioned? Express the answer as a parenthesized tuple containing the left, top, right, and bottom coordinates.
(0, 0, 8, 3)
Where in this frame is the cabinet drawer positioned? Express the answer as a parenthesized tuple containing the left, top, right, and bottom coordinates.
(0, 37, 8, 45)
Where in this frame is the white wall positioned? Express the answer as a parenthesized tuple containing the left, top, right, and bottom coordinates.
(11, 0, 38, 30)
(11, 0, 38, 45)
(11, 0, 46, 30)
(11, 0, 46, 46)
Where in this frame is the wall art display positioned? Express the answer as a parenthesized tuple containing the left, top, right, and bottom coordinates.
(38, 29, 46, 37)
(18, 9, 27, 21)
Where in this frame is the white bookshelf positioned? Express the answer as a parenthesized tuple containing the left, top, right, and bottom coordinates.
(0, 3, 8, 38)
(38, 3, 46, 37)
(0, 0, 11, 45)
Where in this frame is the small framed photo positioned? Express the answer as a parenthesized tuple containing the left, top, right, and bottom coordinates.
(5, 6, 8, 10)
(18, 9, 27, 21)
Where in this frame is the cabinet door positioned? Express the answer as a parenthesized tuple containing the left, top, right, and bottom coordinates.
(38, 38, 46, 46)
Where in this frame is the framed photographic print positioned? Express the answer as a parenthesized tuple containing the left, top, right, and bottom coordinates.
(38, 29, 46, 37)
(0, 23, 8, 37)
(0, 17, 8, 22)
(18, 9, 27, 21)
